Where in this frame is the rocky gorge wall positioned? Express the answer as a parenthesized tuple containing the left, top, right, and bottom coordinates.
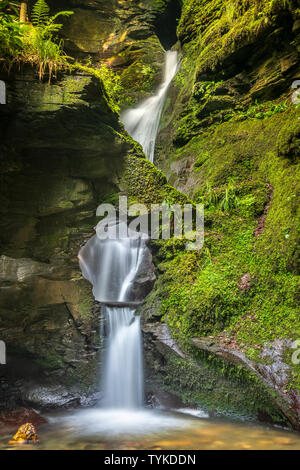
(0, 0, 173, 411)
(0, 64, 129, 409)
(142, 0, 300, 429)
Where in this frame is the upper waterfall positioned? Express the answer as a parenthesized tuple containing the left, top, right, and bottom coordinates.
(121, 51, 178, 163)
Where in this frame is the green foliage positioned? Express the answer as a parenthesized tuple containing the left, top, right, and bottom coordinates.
(31, 0, 73, 36)
(237, 101, 289, 120)
(26, 0, 73, 79)
(73, 61, 123, 113)
(195, 179, 257, 215)
(31, 0, 50, 26)
(0, 0, 73, 80)
(22, 30, 67, 80)
(0, 1, 25, 59)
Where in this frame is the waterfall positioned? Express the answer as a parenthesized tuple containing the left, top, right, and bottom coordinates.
(122, 50, 178, 162)
(78, 221, 147, 409)
(78, 51, 177, 411)
(78, 222, 146, 304)
(102, 306, 144, 408)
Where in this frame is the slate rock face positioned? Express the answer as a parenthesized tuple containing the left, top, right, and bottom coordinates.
(0, 0, 167, 409)
(0, 65, 128, 409)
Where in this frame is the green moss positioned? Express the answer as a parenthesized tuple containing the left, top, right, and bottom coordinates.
(146, 337, 289, 424)
(120, 155, 191, 206)
(178, 0, 298, 76)
(146, 106, 300, 393)
(72, 63, 121, 113)
(77, 283, 94, 320)
(35, 355, 65, 370)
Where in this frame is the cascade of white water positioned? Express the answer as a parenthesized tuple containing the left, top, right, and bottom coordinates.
(102, 306, 144, 409)
(78, 221, 147, 408)
(78, 222, 146, 304)
(122, 50, 178, 163)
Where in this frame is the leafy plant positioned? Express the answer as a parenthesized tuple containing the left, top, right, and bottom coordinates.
(0, 0, 73, 80)
(0, 1, 25, 60)
(24, 0, 73, 80)
(220, 180, 240, 212)
(197, 179, 246, 213)
(31, 0, 73, 36)
(237, 100, 289, 120)
(31, 0, 50, 26)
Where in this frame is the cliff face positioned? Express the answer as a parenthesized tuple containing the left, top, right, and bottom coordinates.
(143, 0, 300, 428)
(0, 0, 171, 409)
(0, 65, 129, 408)
(48, 0, 167, 106)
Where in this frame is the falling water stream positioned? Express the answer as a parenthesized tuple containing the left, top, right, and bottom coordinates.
(122, 50, 178, 163)
(78, 51, 179, 411)
(78, 221, 147, 409)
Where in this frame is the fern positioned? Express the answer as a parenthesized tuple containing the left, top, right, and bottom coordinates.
(31, 0, 50, 27)
(31, 0, 73, 32)
(43, 11, 74, 37)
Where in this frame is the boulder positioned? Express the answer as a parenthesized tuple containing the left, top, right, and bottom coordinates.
(8, 423, 39, 445)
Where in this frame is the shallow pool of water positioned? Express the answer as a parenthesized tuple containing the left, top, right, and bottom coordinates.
(1, 408, 300, 450)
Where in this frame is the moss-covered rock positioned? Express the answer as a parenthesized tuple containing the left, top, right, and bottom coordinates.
(143, 0, 300, 428)
(143, 323, 296, 427)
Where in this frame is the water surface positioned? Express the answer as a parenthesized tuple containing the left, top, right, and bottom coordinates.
(1, 408, 300, 450)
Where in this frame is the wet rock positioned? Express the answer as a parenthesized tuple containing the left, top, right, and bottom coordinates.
(49, 0, 161, 64)
(0, 255, 54, 283)
(143, 322, 187, 360)
(0, 407, 47, 428)
(191, 337, 300, 431)
(0, 65, 124, 409)
(130, 248, 156, 302)
(143, 322, 292, 426)
(8, 423, 39, 445)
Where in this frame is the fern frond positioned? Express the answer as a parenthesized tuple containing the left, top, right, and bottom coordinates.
(31, 0, 50, 27)
(49, 11, 74, 22)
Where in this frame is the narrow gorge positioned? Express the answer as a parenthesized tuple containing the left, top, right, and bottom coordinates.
(0, 0, 299, 450)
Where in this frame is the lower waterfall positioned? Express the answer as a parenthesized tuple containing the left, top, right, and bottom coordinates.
(79, 222, 147, 409)
(102, 306, 143, 409)
(78, 51, 178, 410)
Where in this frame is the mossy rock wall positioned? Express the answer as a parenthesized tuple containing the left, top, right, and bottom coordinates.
(143, 323, 295, 427)
(141, 0, 300, 427)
